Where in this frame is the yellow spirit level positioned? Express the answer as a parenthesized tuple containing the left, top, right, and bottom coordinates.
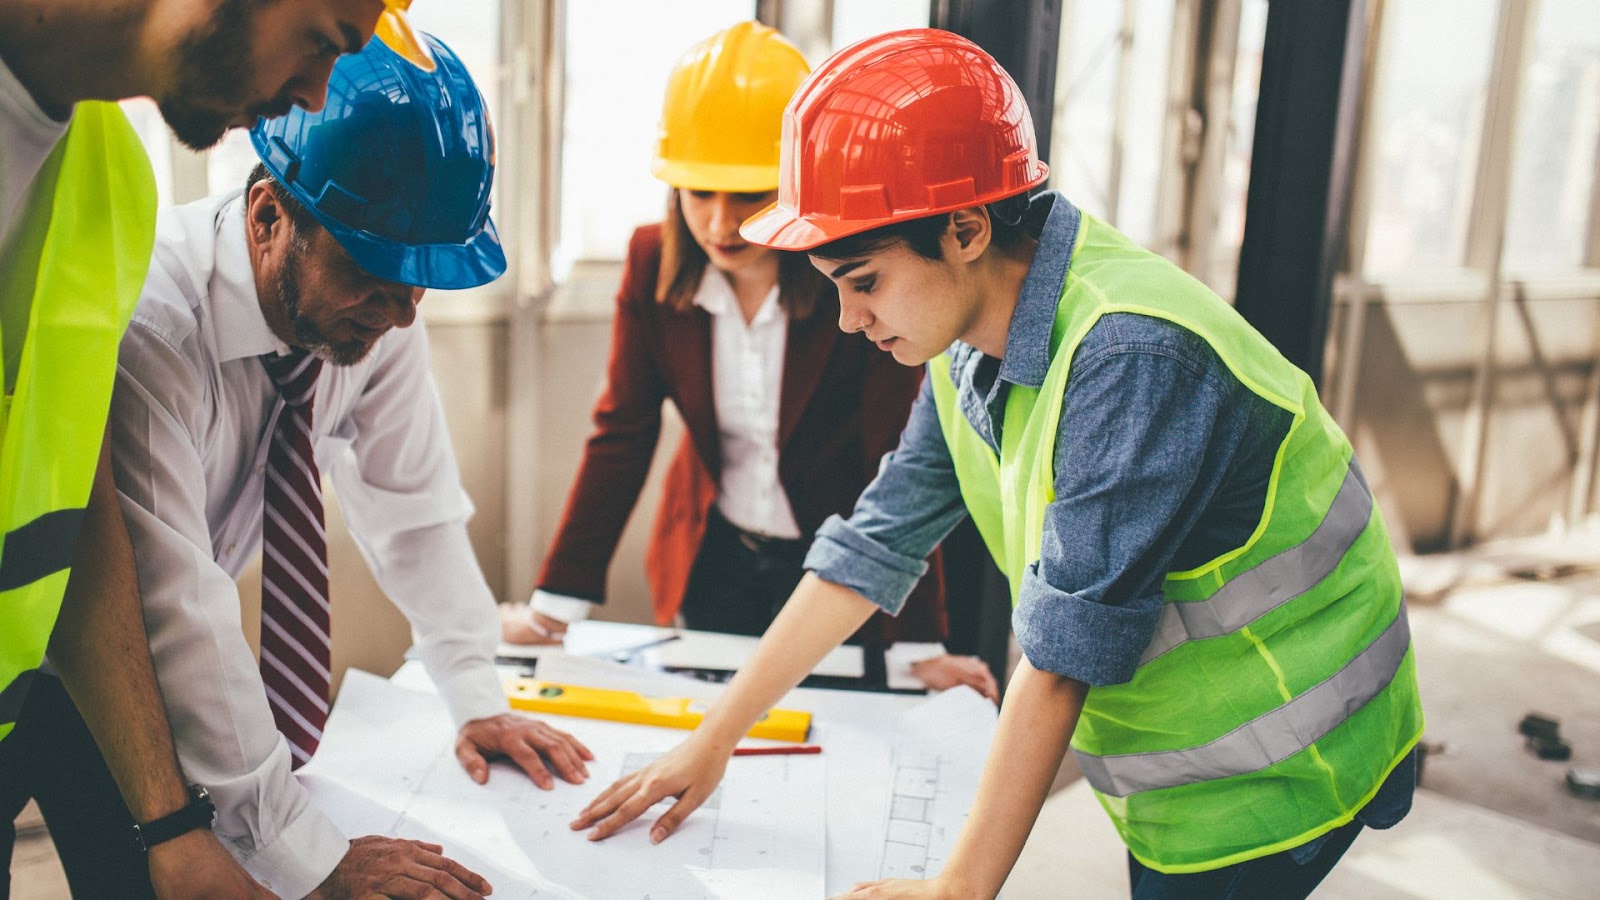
(505, 679, 811, 742)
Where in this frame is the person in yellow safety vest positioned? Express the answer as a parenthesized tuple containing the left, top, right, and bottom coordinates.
(0, 2, 429, 897)
(572, 29, 1425, 900)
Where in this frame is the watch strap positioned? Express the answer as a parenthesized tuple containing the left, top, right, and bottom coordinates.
(131, 784, 215, 852)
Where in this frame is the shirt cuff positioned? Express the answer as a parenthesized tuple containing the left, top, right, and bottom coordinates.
(885, 642, 946, 686)
(1011, 561, 1164, 686)
(530, 590, 596, 624)
(234, 797, 349, 900)
(803, 515, 928, 616)
(432, 662, 509, 730)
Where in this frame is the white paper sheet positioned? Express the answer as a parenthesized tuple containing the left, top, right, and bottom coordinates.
(300, 670, 826, 899)
(648, 630, 865, 679)
(496, 620, 679, 663)
(497, 621, 867, 680)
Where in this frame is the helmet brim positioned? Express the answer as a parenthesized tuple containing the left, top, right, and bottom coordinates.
(326, 215, 508, 290)
(740, 201, 874, 252)
(740, 165, 1050, 253)
(652, 159, 779, 195)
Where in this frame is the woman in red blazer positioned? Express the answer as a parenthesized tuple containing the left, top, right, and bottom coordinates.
(501, 23, 995, 697)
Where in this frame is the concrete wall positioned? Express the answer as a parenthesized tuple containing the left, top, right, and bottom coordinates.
(1334, 291, 1600, 552)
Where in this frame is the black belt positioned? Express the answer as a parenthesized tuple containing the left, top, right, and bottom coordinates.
(707, 507, 807, 556)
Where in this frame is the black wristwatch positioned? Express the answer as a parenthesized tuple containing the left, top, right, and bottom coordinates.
(131, 784, 215, 852)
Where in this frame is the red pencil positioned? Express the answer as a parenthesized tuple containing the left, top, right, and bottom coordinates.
(732, 745, 823, 756)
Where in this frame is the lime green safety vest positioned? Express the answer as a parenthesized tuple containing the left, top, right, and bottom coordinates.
(0, 102, 156, 741)
(929, 209, 1423, 873)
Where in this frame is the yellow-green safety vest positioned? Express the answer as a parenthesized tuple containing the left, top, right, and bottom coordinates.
(928, 209, 1424, 873)
(0, 102, 156, 741)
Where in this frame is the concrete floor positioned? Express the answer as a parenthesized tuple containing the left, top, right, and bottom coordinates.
(12, 531, 1600, 897)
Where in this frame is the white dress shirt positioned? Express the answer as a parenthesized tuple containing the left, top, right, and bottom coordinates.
(532, 268, 796, 626)
(110, 192, 505, 899)
(696, 268, 801, 539)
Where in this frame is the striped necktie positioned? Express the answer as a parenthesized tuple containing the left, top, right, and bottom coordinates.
(258, 349, 329, 769)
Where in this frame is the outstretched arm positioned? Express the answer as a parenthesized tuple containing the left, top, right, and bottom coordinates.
(572, 574, 878, 843)
(50, 428, 268, 898)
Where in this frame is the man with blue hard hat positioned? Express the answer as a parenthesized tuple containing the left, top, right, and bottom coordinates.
(96, 32, 593, 899)
(0, 2, 432, 897)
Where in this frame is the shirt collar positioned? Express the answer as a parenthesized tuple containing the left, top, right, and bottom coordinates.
(692, 267, 782, 326)
(994, 191, 1082, 389)
(210, 192, 291, 363)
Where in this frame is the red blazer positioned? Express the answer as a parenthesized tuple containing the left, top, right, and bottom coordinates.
(537, 224, 947, 643)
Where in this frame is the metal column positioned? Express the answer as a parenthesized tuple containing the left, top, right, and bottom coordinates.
(1232, 0, 1370, 385)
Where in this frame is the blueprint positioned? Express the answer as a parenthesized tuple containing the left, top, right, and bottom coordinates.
(511, 654, 999, 890)
(299, 670, 826, 899)
(873, 687, 999, 881)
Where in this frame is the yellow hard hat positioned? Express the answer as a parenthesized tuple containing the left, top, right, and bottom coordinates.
(652, 22, 811, 192)
(375, 0, 435, 71)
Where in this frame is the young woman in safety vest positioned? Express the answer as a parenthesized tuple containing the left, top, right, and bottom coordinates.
(572, 28, 1425, 899)
(500, 22, 996, 698)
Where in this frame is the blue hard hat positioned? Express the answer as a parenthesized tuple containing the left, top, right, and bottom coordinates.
(250, 32, 505, 290)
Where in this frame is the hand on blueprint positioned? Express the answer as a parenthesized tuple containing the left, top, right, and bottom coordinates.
(307, 836, 491, 900)
(569, 733, 729, 844)
(456, 713, 595, 788)
(911, 654, 1000, 703)
(835, 877, 964, 899)
(148, 829, 274, 899)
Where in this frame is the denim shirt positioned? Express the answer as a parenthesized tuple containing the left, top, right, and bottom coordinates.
(805, 192, 1292, 683)
(803, 192, 1414, 848)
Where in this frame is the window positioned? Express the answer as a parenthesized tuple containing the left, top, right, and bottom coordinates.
(1049, 0, 1175, 247)
(1362, 0, 1499, 276)
(1205, 0, 1269, 297)
(1503, 0, 1600, 272)
(831, 0, 927, 50)
(557, 0, 752, 266)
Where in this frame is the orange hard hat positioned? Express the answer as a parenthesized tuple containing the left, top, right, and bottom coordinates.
(376, 0, 434, 71)
(741, 28, 1049, 251)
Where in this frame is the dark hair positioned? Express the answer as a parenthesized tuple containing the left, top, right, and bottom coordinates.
(656, 188, 830, 320)
(809, 191, 1036, 262)
(245, 162, 321, 234)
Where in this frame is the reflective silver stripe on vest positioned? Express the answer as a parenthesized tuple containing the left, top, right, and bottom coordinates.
(1140, 461, 1372, 666)
(1075, 606, 1411, 798)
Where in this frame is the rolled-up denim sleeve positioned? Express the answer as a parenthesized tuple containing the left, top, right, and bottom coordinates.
(1014, 337, 1240, 686)
(805, 377, 969, 615)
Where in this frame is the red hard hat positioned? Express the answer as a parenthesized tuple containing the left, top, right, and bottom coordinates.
(741, 28, 1049, 251)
